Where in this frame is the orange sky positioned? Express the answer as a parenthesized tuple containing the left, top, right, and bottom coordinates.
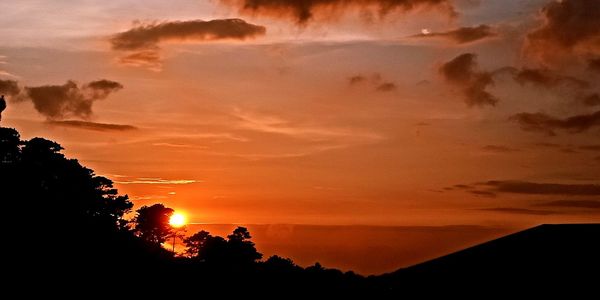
(1, 0, 599, 232)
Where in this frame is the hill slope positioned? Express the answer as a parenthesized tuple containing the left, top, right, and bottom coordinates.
(378, 224, 600, 294)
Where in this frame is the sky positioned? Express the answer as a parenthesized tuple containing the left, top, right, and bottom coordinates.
(1, 0, 599, 231)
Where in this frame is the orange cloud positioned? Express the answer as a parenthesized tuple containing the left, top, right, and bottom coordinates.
(117, 50, 162, 71)
(220, 0, 457, 25)
(47, 120, 137, 132)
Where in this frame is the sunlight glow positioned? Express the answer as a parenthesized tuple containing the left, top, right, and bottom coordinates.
(169, 212, 186, 227)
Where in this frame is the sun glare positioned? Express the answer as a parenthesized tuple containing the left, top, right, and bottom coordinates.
(169, 212, 186, 227)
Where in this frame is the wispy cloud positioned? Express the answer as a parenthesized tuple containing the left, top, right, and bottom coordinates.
(479, 207, 558, 216)
(48, 120, 137, 131)
(232, 108, 385, 142)
(115, 178, 200, 185)
(411, 25, 496, 44)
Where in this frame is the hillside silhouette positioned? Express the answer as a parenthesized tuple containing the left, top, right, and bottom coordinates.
(1, 126, 598, 296)
(379, 223, 600, 295)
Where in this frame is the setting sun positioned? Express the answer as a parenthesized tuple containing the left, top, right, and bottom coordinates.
(169, 212, 186, 227)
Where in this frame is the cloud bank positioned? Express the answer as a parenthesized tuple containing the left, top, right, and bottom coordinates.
(220, 0, 457, 25)
(510, 110, 600, 135)
(526, 0, 600, 62)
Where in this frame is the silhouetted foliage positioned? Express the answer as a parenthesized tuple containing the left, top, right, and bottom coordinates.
(183, 230, 210, 257)
(4, 126, 595, 296)
(133, 204, 174, 245)
(184, 226, 262, 265)
(226, 226, 263, 265)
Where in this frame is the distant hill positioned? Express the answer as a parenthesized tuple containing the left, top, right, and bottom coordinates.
(377, 224, 600, 295)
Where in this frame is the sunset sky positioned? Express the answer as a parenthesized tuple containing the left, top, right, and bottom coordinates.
(1, 0, 599, 233)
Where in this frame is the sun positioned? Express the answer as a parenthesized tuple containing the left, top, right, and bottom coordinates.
(169, 212, 186, 227)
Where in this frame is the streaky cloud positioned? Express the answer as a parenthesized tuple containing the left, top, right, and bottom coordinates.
(510, 110, 600, 135)
(47, 120, 137, 132)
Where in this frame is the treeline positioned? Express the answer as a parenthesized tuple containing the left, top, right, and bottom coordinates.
(0, 127, 381, 295)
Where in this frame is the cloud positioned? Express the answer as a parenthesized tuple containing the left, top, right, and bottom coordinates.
(480, 207, 558, 215)
(47, 120, 137, 132)
(581, 93, 600, 106)
(347, 73, 396, 92)
(117, 50, 163, 71)
(376, 82, 397, 92)
(111, 19, 266, 51)
(220, 0, 457, 25)
(114, 178, 200, 185)
(579, 144, 600, 151)
(481, 145, 520, 153)
(0, 79, 21, 97)
(512, 68, 589, 89)
(111, 19, 266, 70)
(480, 180, 600, 196)
(589, 57, 600, 73)
(411, 25, 496, 44)
(22, 79, 123, 120)
(348, 75, 367, 85)
(526, 0, 600, 62)
(536, 200, 600, 209)
(439, 53, 498, 107)
(510, 110, 600, 135)
(469, 190, 496, 197)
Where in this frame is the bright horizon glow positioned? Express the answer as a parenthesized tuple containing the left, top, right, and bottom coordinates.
(169, 212, 187, 227)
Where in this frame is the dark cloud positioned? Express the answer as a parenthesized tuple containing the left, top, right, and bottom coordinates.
(439, 53, 498, 107)
(579, 144, 600, 151)
(510, 110, 600, 135)
(111, 19, 266, 70)
(48, 120, 137, 132)
(22, 80, 123, 120)
(482, 145, 519, 153)
(536, 200, 600, 209)
(480, 180, 600, 196)
(0, 79, 21, 97)
(412, 25, 496, 44)
(348, 75, 367, 85)
(111, 19, 266, 51)
(348, 73, 396, 92)
(581, 93, 600, 106)
(589, 57, 600, 73)
(534, 142, 562, 148)
(376, 82, 397, 92)
(470, 190, 496, 197)
(526, 0, 600, 61)
(480, 207, 557, 215)
(220, 0, 457, 25)
(513, 68, 589, 89)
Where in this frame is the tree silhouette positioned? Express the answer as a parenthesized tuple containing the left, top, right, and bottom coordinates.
(133, 204, 174, 245)
(183, 230, 211, 257)
(183, 226, 262, 265)
(226, 226, 263, 265)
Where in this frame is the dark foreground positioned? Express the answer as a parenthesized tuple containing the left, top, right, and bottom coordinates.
(2, 126, 598, 297)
